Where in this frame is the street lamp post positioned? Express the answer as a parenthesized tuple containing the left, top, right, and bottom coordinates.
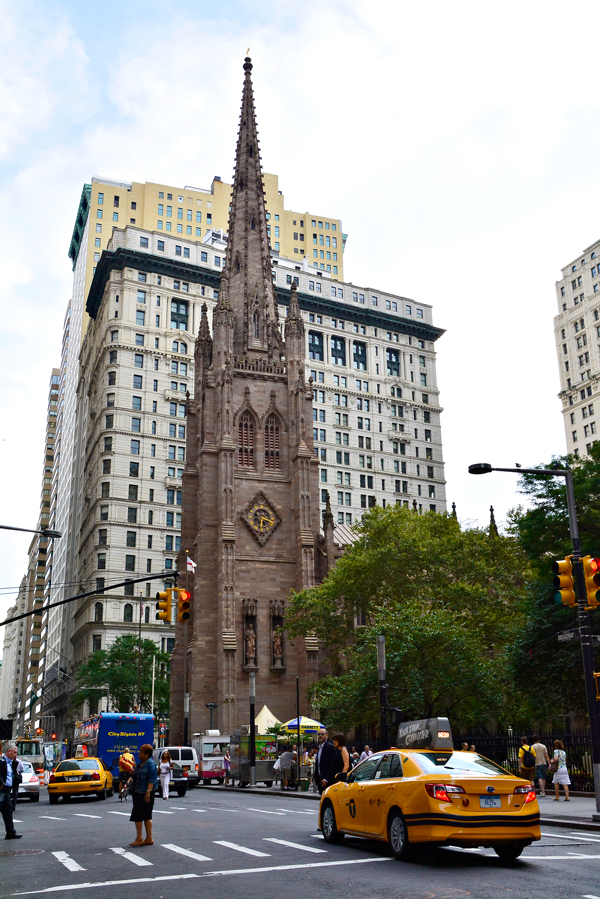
(248, 673, 256, 787)
(377, 633, 388, 751)
(469, 461, 600, 817)
(205, 702, 218, 730)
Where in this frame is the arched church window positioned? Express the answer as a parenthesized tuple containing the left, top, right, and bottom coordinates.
(253, 310, 260, 340)
(124, 603, 133, 623)
(251, 217, 255, 231)
(238, 411, 254, 468)
(264, 414, 280, 470)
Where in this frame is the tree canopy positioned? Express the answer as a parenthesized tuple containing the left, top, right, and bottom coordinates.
(71, 635, 170, 717)
(286, 506, 531, 731)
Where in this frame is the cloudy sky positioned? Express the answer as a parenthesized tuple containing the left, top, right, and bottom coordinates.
(1, 0, 599, 625)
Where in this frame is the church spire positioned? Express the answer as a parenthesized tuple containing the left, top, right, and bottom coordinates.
(223, 56, 279, 361)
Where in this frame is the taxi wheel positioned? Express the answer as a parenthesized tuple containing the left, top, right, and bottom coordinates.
(48, 794, 58, 805)
(494, 842, 525, 862)
(107, 785, 114, 798)
(62, 794, 71, 803)
(388, 810, 411, 860)
(97, 787, 107, 801)
(321, 802, 344, 844)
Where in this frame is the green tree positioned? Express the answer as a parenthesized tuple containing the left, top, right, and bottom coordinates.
(505, 446, 600, 726)
(71, 635, 171, 717)
(286, 506, 531, 731)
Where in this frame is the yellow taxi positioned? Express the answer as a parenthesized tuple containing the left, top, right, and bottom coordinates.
(48, 757, 114, 804)
(319, 718, 540, 862)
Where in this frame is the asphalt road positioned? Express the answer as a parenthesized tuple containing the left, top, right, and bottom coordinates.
(2, 787, 600, 899)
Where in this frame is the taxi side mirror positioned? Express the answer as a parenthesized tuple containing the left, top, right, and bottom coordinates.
(334, 771, 347, 783)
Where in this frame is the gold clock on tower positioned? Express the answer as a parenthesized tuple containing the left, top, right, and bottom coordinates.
(242, 492, 281, 546)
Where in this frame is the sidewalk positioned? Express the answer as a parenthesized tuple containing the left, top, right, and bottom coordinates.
(536, 793, 600, 831)
(202, 785, 600, 831)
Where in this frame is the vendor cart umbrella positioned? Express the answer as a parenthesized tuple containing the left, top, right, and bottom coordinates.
(280, 716, 325, 735)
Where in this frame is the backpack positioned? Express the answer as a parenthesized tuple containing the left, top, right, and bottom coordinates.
(521, 747, 535, 768)
(120, 753, 135, 774)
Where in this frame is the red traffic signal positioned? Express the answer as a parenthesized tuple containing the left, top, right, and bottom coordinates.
(177, 589, 191, 622)
(583, 555, 600, 609)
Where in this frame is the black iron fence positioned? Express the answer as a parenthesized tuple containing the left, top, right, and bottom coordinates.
(454, 731, 594, 792)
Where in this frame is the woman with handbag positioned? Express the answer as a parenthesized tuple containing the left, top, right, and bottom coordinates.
(158, 750, 173, 800)
(129, 744, 158, 845)
(550, 739, 571, 801)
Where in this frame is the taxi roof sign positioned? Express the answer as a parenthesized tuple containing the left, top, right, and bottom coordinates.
(396, 717, 453, 751)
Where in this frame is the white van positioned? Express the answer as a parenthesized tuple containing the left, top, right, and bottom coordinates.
(156, 746, 199, 787)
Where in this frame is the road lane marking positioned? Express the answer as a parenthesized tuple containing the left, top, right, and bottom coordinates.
(152, 810, 174, 814)
(107, 811, 130, 816)
(169, 807, 186, 810)
(39, 816, 66, 821)
(583, 894, 600, 898)
(276, 808, 314, 815)
(73, 814, 102, 819)
(191, 809, 207, 813)
(522, 853, 600, 860)
(208, 807, 239, 812)
(11, 856, 392, 894)
(110, 847, 153, 867)
(263, 838, 327, 853)
(52, 852, 86, 872)
(246, 807, 286, 816)
(546, 833, 600, 843)
(213, 840, 270, 857)
(162, 843, 213, 861)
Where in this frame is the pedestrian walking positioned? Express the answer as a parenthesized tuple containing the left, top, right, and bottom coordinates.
(0, 742, 22, 840)
(129, 743, 157, 846)
(224, 749, 231, 785)
(158, 750, 173, 800)
(332, 734, 350, 777)
(531, 735, 550, 796)
(550, 739, 571, 801)
(518, 736, 535, 782)
(359, 745, 373, 763)
(279, 745, 294, 791)
(313, 727, 337, 795)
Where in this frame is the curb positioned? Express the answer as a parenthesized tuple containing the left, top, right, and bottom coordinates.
(540, 815, 600, 832)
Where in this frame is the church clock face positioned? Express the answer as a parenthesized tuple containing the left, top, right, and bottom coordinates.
(243, 493, 281, 545)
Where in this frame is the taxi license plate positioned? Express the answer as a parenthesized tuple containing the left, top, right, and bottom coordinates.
(479, 795, 501, 808)
(66, 777, 79, 782)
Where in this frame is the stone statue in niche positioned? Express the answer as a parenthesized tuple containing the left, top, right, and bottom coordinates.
(245, 622, 256, 665)
(272, 628, 283, 665)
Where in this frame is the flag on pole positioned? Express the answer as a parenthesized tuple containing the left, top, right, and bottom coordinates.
(187, 557, 197, 571)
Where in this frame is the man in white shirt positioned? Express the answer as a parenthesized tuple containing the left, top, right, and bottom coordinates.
(531, 735, 550, 796)
(359, 745, 373, 763)
(0, 742, 22, 839)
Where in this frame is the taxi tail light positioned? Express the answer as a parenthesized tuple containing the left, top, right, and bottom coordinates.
(514, 785, 536, 803)
(48, 774, 56, 783)
(91, 772, 101, 781)
(425, 783, 466, 801)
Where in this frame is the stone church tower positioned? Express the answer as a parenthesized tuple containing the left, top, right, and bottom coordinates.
(170, 57, 322, 739)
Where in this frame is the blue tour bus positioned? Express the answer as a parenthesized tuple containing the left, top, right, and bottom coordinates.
(73, 713, 155, 782)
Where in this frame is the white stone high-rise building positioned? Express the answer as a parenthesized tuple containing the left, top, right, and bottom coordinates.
(554, 238, 600, 456)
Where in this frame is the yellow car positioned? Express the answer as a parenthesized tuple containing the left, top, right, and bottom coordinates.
(319, 718, 540, 862)
(48, 757, 114, 803)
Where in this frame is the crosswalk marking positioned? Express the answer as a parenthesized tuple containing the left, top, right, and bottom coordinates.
(264, 838, 327, 854)
(191, 809, 207, 813)
(208, 807, 240, 812)
(152, 810, 174, 815)
(276, 808, 314, 815)
(169, 807, 186, 810)
(108, 811, 130, 816)
(73, 814, 102, 819)
(213, 840, 270, 857)
(51, 851, 85, 872)
(39, 816, 65, 821)
(110, 847, 153, 867)
(246, 807, 286, 816)
(545, 833, 600, 843)
(162, 843, 213, 862)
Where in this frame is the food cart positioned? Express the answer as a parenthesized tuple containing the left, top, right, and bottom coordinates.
(230, 732, 279, 787)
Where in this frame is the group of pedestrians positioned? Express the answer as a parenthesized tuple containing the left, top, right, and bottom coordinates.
(519, 734, 571, 800)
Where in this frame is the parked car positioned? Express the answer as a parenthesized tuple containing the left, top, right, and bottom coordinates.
(153, 746, 199, 788)
(16, 759, 40, 802)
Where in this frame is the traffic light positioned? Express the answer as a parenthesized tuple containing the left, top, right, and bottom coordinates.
(177, 588, 191, 622)
(50, 732, 57, 741)
(582, 555, 600, 608)
(155, 588, 172, 623)
(552, 556, 576, 607)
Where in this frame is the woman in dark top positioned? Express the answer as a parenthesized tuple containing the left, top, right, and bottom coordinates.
(129, 743, 158, 846)
(332, 733, 350, 776)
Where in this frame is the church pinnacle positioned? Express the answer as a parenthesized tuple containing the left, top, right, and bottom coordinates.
(223, 57, 279, 361)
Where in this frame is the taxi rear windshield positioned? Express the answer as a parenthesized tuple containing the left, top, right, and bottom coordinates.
(56, 760, 100, 772)
(415, 752, 508, 776)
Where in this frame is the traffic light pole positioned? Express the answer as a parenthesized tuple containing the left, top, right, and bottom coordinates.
(377, 634, 388, 751)
(469, 463, 600, 817)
